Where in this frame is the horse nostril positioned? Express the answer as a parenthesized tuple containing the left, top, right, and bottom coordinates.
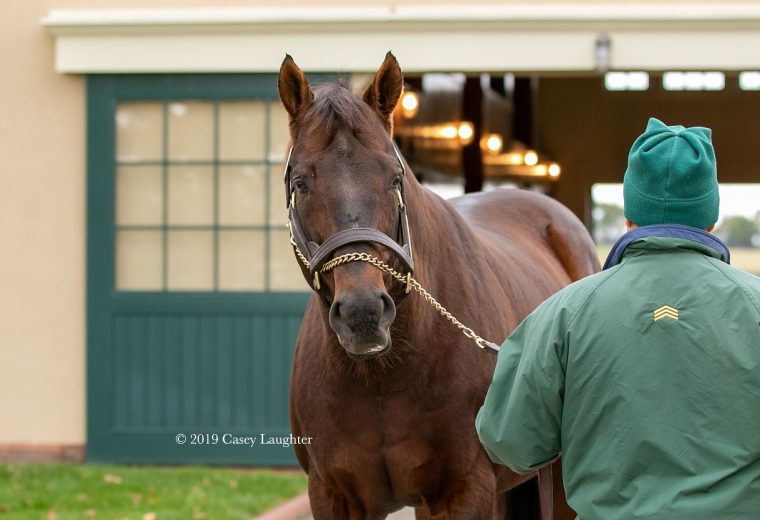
(329, 298, 343, 323)
(380, 292, 396, 322)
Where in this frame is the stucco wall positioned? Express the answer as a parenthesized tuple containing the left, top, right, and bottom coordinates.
(0, 1, 85, 445)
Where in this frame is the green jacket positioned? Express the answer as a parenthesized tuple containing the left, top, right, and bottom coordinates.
(476, 235, 760, 519)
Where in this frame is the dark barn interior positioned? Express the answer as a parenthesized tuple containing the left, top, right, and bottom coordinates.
(394, 72, 760, 228)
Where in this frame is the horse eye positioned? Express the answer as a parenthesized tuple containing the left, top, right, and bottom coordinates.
(293, 178, 308, 194)
(391, 175, 402, 189)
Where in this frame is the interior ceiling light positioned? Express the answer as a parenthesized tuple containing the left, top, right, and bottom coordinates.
(605, 72, 649, 91)
(400, 90, 419, 118)
(457, 122, 474, 144)
(663, 72, 725, 91)
(523, 150, 538, 166)
(739, 71, 760, 91)
(481, 133, 504, 155)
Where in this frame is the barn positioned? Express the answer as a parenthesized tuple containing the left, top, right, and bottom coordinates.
(3, 0, 760, 467)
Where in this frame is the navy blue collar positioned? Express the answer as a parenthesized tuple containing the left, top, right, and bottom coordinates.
(603, 224, 730, 270)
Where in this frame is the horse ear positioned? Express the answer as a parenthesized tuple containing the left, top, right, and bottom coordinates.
(278, 54, 314, 128)
(362, 51, 403, 133)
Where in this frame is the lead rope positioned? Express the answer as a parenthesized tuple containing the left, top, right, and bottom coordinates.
(287, 223, 501, 353)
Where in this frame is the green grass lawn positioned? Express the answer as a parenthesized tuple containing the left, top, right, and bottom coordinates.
(0, 463, 307, 520)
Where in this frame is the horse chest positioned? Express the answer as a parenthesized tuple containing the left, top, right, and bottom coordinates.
(296, 377, 480, 503)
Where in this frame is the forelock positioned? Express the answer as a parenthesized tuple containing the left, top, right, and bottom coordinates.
(298, 81, 382, 146)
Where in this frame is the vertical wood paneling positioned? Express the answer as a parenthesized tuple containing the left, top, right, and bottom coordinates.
(250, 316, 263, 429)
(217, 316, 233, 427)
(199, 316, 215, 425)
(113, 317, 128, 428)
(234, 317, 249, 429)
(146, 316, 162, 428)
(130, 316, 145, 427)
(269, 316, 287, 428)
(110, 310, 304, 453)
(164, 317, 181, 427)
(181, 317, 198, 427)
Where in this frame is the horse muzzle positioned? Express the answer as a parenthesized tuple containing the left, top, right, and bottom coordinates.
(328, 291, 395, 360)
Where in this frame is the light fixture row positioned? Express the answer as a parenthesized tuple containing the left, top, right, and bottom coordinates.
(397, 89, 560, 179)
(605, 71, 760, 92)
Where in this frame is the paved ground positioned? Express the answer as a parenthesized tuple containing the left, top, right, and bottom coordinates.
(301, 507, 415, 519)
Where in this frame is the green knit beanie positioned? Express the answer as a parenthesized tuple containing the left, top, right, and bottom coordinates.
(623, 117, 719, 229)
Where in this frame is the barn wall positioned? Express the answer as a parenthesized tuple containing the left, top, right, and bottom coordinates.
(538, 75, 760, 225)
(0, 0, 85, 446)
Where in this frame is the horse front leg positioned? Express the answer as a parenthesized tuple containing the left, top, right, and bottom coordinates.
(414, 497, 505, 520)
(423, 469, 501, 520)
(308, 472, 389, 520)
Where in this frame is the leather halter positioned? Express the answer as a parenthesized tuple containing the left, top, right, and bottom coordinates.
(284, 143, 415, 292)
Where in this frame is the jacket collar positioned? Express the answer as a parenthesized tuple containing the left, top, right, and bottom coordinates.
(603, 224, 730, 270)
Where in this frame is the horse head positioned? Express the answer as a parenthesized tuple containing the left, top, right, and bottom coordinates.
(278, 52, 411, 361)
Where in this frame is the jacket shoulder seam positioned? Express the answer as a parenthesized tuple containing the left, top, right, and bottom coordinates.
(566, 258, 631, 330)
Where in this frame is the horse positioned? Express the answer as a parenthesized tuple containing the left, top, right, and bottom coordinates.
(278, 52, 600, 519)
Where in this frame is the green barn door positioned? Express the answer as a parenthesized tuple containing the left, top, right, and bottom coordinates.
(86, 75, 312, 465)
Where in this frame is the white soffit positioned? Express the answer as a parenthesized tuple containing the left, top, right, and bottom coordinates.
(42, 5, 760, 73)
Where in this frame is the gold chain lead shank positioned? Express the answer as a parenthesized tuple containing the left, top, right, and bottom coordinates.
(288, 229, 500, 352)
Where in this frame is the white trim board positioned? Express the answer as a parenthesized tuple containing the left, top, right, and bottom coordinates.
(42, 5, 760, 73)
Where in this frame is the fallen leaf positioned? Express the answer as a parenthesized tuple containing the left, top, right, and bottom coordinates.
(103, 474, 123, 485)
(47, 511, 57, 520)
(229, 480, 238, 489)
(201, 478, 210, 487)
(142, 512, 157, 520)
(76, 493, 88, 502)
(131, 493, 143, 505)
(192, 513, 207, 520)
(85, 509, 96, 518)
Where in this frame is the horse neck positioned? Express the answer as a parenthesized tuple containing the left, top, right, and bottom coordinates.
(394, 176, 488, 336)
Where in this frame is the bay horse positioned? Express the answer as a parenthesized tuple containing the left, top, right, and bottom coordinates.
(278, 52, 599, 519)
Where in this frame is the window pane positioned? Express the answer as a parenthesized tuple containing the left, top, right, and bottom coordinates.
(116, 166, 162, 225)
(218, 231, 265, 291)
(116, 102, 163, 162)
(268, 166, 289, 226)
(167, 231, 213, 290)
(168, 101, 214, 160)
(269, 228, 307, 291)
(219, 101, 266, 161)
(219, 166, 265, 226)
(116, 231, 162, 290)
(168, 166, 213, 225)
(269, 102, 291, 162)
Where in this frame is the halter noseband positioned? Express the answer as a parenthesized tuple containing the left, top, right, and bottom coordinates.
(284, 143, 414, 294)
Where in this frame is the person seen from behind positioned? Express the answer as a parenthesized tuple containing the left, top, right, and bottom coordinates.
(476, 117, 760, 519)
